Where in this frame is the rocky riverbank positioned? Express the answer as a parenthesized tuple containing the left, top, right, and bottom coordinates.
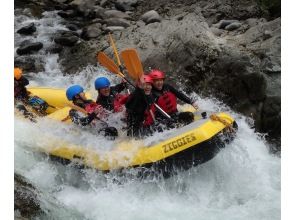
(14, 0, 280, 145)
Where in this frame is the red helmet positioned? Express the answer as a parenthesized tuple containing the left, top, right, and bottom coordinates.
(143, 75, 153, 84)
(149, 69, 165, 80)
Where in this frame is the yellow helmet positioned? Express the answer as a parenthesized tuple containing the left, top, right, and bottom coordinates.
(14, 67, 22, 80)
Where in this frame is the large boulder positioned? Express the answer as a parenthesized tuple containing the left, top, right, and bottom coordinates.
(54, 31, 79, 46)
(141, 10, 162, 24)
(16, 23, 37, 35)
(16, 41, 43, 55)
(58, 40, 99, 74)
(80, 23, 102, 40)
(14, 174, 43, 218)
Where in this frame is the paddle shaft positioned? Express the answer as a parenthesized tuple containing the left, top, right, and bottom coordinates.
(98, 48, 171, 119)
(115, 73, 171, 119)
(67, 103, 108, 125)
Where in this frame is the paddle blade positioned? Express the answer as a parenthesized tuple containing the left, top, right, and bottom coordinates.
(121, 49, 144, 80)
(97, 52, 120, 75)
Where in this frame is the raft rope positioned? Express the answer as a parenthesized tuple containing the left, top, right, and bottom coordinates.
(209, 113, 235, 133)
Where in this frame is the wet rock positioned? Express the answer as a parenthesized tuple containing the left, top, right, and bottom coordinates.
(14, 173, 43, 218)
(241, 72, 267, 102)
(100, 0, 109, 8)
(216, 19, 239, 29)
(57, 9, 77, 18)
(16, 23, 36, 35)
(70, 0, 99, 18)
(88, 6, 106, 19)
(141, 10, 162, 24)
(261, 96, 281, 139)
(52, 0, 68, 3)
(115, 0, 138, 12)
(15, 55, 45, 73)
(81, 23, 102, 40)
(54, 31, 79, 46)
(58, 41, 98, 74)
(46, 44, 63, 54)
(103, 26, 125, 32)
(16, 42, 43, 55)
(225, 22, 242, 31)
(66, 23, 80, 31)
(104, 18, 130, 28)
(103, 10, 131, 20)
(238, 17, 281, 74)
(210, 27, 223, 36)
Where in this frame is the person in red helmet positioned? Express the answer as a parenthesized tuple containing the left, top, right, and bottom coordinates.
(125, 75, 157, 137)
(149, 69, 198, 125)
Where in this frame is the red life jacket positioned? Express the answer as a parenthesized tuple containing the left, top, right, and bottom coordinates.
(113, 94, 129, 113)
(84, 102, 108, 119)
(143, 104, 156, 126)
(157, 91, 177, 114)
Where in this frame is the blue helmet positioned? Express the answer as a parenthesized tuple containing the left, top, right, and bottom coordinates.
(66, 85, 84, 101)
(95, 77, 110, 90)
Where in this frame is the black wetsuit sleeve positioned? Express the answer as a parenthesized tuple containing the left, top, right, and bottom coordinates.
(20, 76, 29, 86)
(167, 84, 193, 104)
(112, 82, 127, 94)
(69, 109, 96, 126)
(125, 87, 147, 112)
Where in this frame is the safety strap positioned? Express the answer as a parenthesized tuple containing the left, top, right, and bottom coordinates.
(210, 114, 235, 133)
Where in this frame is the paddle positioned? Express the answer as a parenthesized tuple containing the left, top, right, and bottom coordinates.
(108, 33, 124, 73)
(97, 51, 135, 88)
(120, 49, 175, 119)
(97, 51, 171, 120)
(97, 52, 124, 78)
(121, 48, 200, 112)
(120, 49, 144, 81)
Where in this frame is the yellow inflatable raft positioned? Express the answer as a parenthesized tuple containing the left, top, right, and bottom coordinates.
(20, 87, 238, 177)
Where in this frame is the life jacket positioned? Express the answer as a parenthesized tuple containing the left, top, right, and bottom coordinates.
(143, 104, 156, 126)
(14, 80, 28, 100)
(84, 102, 108, 119)
(27, 96, 49, 114)
(157, 91, 177, 114)
(113, 94, 129, 113)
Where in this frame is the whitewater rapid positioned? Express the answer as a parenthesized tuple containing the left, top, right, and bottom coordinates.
(14, 10, 280, 220)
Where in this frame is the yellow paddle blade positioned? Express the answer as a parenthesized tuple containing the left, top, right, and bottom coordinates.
(121, 49, 144, 80)
(97, 52, 120, 75)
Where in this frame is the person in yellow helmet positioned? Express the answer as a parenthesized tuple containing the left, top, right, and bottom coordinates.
(14, 67, 49, 118)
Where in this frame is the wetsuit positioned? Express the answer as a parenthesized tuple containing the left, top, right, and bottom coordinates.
(14, 76, 48, 117)
(14, 76, 29, 101)
(96, 82, 127, 112)
(125, 87, 156, 138)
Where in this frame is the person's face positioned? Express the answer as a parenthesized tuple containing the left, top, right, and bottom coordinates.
(77, 92, 87, 100)
(153, 79, 164, 90)
(144, 83, 152, 95)
(99, 87, 111, 96)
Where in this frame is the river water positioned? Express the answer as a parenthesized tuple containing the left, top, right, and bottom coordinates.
(14, 10, 281, 220)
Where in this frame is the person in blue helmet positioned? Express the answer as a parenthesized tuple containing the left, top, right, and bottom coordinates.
(94, 77, 128, 112)
(66, 85, 118, 140)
